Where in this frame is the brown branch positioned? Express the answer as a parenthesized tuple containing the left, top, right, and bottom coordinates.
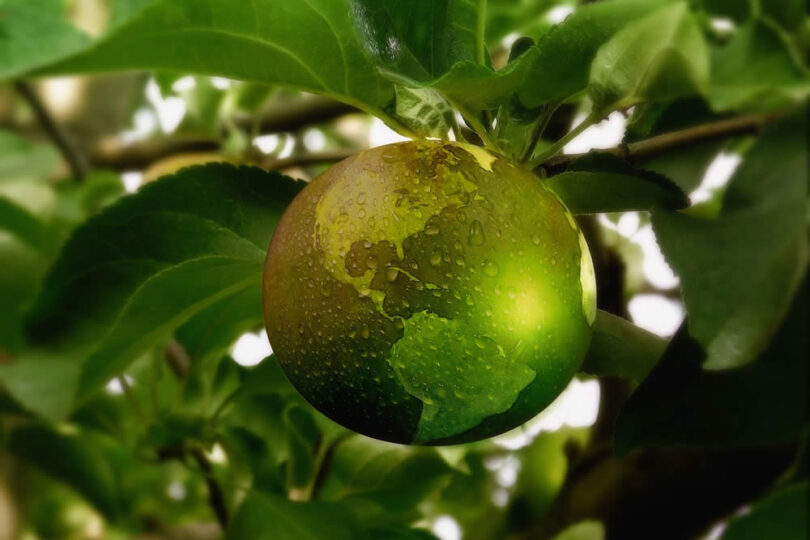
(87, 97, 357, 171)
(537, 111, 783, 174)
(191, 448, 229, 529)
(262, 148, 356, 171)
(13, 81, 90, 181)
(164, 339, 191, 378)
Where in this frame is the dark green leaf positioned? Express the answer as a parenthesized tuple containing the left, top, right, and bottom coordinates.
(226, 492, 369, 540)
(517, 0, 671, 107)
(720, 483, 808, 540)
(349, 0, 478, 82)
(589, 2, 709, 113)
(11, 164, 301, 419)
(366, 526, 439, 540)
(8, 423, 120, 517)
(546, 153, 689, 214)
(319, 435, 452, 512)
(709, 19, 810, 112)
(761, 0, 807, 31)
(615, 275, 808, 452)
(580, 310, 667, 382)
(176, 285, 262, 365)
(28, 1, 395, 120)
(652, 111, 807, 369)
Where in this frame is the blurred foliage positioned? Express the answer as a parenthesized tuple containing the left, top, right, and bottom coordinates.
(0, 0, 808, 539)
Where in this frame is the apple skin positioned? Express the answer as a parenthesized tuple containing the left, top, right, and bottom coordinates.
(263, 140, 596, 445)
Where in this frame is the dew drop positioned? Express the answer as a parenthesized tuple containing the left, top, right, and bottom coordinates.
(385, 267, 399, 282)
(425, 223, 440, 236)
(483, 260, 499, 277)
(467, 220, 486, 246)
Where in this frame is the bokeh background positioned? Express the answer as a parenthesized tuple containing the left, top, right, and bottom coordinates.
(1, 1, 804, 539)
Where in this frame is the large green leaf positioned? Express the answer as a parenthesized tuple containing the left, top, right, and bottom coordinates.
(546, 153, 689, 214)
(580, 310, 667, 383)
(318, 435, 452, 513)
(8, 423, 121, 518)
(709, 19, 810, 112)
(615, 275, 808, 452)
(227, 492, 369, 540)
(2, 164, 302, 419)
(589, 2, 709, 113)
(652, 111, 807, 369)
(349, 0, 479, 82)
(720, 483, 808, 540)
(517, 0, 671, 107)
(23, 0, 395, 120)
(0, 0, 91, 79)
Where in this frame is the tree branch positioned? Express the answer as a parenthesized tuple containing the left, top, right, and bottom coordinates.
(262, 149, 356, 171)
(13, 81, 89, 181)
(191, 448, 229, 530)
(537, 111, 783, 174)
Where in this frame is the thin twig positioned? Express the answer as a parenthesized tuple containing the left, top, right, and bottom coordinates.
(164, 338, 191, 378)
(538, 111, 782, 174)
(13, 81, 89, 181)
(262, 148, 356, 171)
(527, 112, 600, 169)
(191, 448, 230, 529)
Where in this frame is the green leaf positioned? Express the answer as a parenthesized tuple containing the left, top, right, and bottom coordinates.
(0, 0, 91, 79)
(761, 0, 807, 31)
(546, 154, 689, 214)
(514, 428, 588, 517)
(175, 285, 262, 365)
(720, 483, 808, 540)
(517, 0, 671, 107)
(589, 2, 709, 113)
(349, 0, 478, 83)
(319, 435, 452, 512)
(615, 275, 808, 452)
(8, 423, 120, 518)
(431, 47, 539, 111)
(551, 521, 605, 540)
(12, 164, 301, 419)
(580, 310, 667, 383)
(0, 196, 60, 255)
(652, 111, 807, 369)
(27, 0, 394, 120)
(708, 19, 810, 112)
(485, 0, 555, 47)
(393, 86, 455, 138)
(227, 492, 369, 540)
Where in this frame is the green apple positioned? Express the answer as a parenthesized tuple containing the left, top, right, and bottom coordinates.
(263, 140, 596, 445)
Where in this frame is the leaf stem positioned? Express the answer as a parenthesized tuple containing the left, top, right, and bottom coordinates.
(520, 104, 559, 164)
(451, 99, 498, 152)
(527, 112, 600, 169)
